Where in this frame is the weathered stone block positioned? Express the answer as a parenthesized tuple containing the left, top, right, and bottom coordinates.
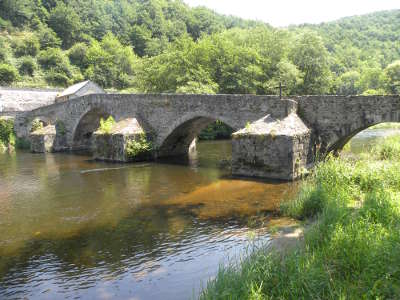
(93, 118, 152, 162)
(29, 122, 68, 153)
(232, 113, 313, 180)
(30, 125, 56, 153)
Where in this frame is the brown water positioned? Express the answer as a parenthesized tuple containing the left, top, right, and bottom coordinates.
(0, 127, 396, 300)
(0, 140, 296, 300)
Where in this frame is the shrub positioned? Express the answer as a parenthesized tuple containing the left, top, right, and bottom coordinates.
(0, 63, 18, 85)
(30, 119, 44, 132)
(97, 116, 116, 134)
(44, 70, 70, 87)
(68, 42, 88, 68)
(37, 25, 62, 50)
(0, 117, 16, 151)
(0, 37, 10, 62)
(38, 48, 66, 70)
(13, 34, 40, 57)
(18, 56, 36, 76)
(126, 133, 153, 159)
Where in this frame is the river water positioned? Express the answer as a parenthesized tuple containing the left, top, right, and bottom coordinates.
(0, 128, 398, 300)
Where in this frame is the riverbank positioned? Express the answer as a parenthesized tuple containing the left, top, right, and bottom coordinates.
(200, 135, 400, 299)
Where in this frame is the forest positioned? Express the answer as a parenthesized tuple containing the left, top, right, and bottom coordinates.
(0, 0, 399, 96)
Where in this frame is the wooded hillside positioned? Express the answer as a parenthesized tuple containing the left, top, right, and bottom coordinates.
(0, 1, 399, 95)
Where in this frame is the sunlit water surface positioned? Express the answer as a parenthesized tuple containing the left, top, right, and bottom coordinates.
(0, 128, 397, 300)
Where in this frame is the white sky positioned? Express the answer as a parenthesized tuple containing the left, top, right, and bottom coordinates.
(184, 0, 400, 27)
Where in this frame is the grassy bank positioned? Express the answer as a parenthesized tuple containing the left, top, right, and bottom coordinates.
(201, 136, 400, 299)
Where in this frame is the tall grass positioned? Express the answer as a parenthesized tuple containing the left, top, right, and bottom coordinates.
(200, 138, 400, 299)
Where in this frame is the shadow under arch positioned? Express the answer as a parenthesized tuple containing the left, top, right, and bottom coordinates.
(72, 107, 113, 151)
(157, 115, 236, 158)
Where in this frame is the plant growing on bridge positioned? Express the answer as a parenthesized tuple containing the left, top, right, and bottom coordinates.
(126, 133, 152, 159)
(55, 120, 66, 135)
(30, 119, 44, 132)
(97, 116, 116, 134)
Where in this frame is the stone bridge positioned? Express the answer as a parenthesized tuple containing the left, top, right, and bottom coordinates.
(14, 93, 400, 180)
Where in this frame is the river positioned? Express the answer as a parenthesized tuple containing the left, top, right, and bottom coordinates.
(0, 127, 398, 300)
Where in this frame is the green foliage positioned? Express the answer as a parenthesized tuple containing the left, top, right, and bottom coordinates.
(18, 56, 36, 76)
(37, 48, 67, 70)
(198, 121, 233, 140)
(0, 118, 15, 149)
(0, 1, 398, 95)
(97, 116, 116, 134)
(48, 2, 82, 49)
(202, 141, 400, 299)
(44, 70, 70, 86)
(85, 33, 137, 88)
(373, 135, 400, 160)
(37, 25, 62, 50)
(384, 60, 400, 94)
(30, 119, 44, 132)
(126, 133, 153, 159)
(13, 34, 40, 57)
(0, 63, 18, 85)
(289, 30, 332, 94)
(335, 70, 361, 95)
(68, 42, 87, 68)
(37, 47, 73, 86)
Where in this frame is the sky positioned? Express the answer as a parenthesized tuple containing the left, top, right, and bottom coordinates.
(183, 0, 400, 27)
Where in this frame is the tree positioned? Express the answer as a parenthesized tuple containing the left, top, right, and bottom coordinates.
(48, 2, 82, 48)
(85, 33, 138, 89)
(335, 71, 361, 95)
(289, 31, 332, 94)
(384, 60, 400, 94)
(13, 34, 40, 57)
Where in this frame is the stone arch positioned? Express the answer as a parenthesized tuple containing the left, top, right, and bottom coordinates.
(72, 107, 113, 151)
(157, 112, 237, 158)
(327, 120, 399, 154)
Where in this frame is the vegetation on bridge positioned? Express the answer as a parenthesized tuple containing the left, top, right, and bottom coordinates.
(201, 136, 400, 299)
(0, 1, 399, 96)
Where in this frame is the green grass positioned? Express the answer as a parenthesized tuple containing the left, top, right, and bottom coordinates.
(200, 139, 400, 299)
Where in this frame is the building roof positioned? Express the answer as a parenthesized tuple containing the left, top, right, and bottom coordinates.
(57, 80, 101, 98)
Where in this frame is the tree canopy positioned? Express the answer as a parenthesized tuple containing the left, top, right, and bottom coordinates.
(0, 1, 398, 95)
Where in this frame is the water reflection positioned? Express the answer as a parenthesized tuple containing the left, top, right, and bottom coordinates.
(0, 141, 295, 300)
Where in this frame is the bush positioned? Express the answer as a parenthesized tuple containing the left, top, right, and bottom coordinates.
(37, 25, 62, 50)
(0, 37, 10, 62)
(126, 133, 153, 159)
(18, 56, 36, 76)
(0, 117, 15, 150)
(37, 48, 67, 70)
(97, 116, 116, 134)
(44, 70, 70, 87)
(0, 63, 18, 85)
(13, 34, 40, 57)
(30, 119, 44, 133)
(68, 42, 88, 68)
